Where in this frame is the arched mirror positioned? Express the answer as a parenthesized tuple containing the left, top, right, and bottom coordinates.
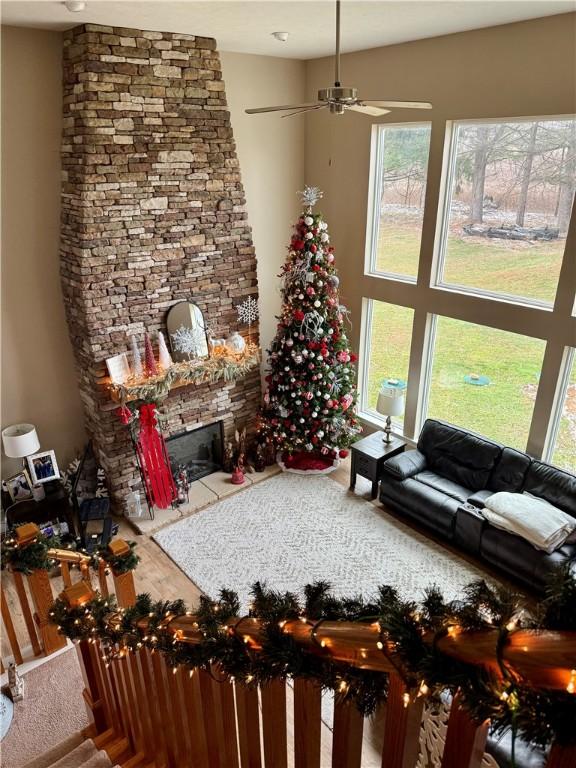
(166, 302, 209, 362)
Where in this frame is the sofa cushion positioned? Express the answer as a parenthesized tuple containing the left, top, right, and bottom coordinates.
(414, 470, 471, 503)
(488, 447, 532, 493)
(380, 476, 459, 538)
(523, 461, 576, 518)
(480, 525, 576, 591)
(382, 450, 427, 481)
(417, 419, 501, 490)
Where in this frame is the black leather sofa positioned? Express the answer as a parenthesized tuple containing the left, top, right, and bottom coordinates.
(379, 419, 576, 593)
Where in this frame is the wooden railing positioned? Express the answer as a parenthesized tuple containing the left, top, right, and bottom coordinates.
(1, 537, 136, 670)
(68, 593, 576, 768)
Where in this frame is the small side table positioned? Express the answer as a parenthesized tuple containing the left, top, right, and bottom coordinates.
(350, 432, 407, 499)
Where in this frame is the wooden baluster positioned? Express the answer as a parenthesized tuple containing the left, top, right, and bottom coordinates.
(182, 668, 210, 768)
(26, 569, 67, 656)
(112, 570, 137, 608)
(138, 649, 171, 766)
(76, 639, 109, 734)
(11, 572, 41, 657)
(546, 743, 576, 768)
(166, 663, 192, 767)
(111, 655, 136, 753)
(261, 679, 288, 768)
(126, 650, 154, 761)
(236, 683, 263, 768)
(151, 651, 178, 767)
(293, 678, 321, 768)
(118, 653, 144, 755)
(60, 561, 72, 589)
(98, 559, 109, 598)
(332, 698, 363, 768)
(381, 673, 424, 768)
(215, 675, 240, 768)
(440, 692, 489, 768)
(197, 668, 236, 768)
(1, 585, 23, 665)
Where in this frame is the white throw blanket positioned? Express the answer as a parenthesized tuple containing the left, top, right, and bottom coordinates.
(483, 492, 576, 554)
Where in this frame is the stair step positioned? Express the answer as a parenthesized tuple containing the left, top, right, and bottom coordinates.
(22, 733, 86, 768)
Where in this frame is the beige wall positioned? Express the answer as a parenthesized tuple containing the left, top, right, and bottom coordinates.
(221, 52, 306, 367)
(0, 29, 306, 477)
(1, 26, 87, 478)
(305, 13, 576, 447)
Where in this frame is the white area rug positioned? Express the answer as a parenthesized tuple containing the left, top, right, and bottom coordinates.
(154, 473, 492, 611)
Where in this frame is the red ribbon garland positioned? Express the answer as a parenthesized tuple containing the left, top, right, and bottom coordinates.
(135, 403, 176, 509)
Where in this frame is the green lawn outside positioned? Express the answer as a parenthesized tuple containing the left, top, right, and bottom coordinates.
(366, 303, 545, 450)
(376, 221, 565, 304)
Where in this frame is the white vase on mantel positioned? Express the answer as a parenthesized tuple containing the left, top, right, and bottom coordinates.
(225, 332, 246, 354)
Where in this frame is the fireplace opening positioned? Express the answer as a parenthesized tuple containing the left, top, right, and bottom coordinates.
(166, 421, 224, 485)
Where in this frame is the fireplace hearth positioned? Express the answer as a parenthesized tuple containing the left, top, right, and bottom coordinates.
(166, 422, 224, 485)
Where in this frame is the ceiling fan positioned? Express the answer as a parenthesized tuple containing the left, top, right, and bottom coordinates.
(245, 0, 432, 118)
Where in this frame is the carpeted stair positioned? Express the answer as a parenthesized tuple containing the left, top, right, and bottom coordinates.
(22, 733, 120, 768)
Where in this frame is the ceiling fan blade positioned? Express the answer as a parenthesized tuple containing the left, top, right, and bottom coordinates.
(282, 104, 328, 118)
(348, 104, 391, 117)
(363, 100, 433, 110)
(245, 102, 321, 115)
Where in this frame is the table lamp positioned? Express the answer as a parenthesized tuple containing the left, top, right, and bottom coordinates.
(376, 383, 405, 444)
(2, 423, 44, 500)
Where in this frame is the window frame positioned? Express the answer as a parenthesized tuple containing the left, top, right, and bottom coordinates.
(543, 346, 576, 466)
(364, 121, 432, 284)
(432, 115, 575, 309)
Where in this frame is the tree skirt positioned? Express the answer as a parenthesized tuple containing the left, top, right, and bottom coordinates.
(154, 473, 493, 613)
(278, 450, 340, 474)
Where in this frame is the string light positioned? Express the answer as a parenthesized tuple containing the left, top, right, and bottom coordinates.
(402, 692, 411, 708)
(567, 670, 576, 695)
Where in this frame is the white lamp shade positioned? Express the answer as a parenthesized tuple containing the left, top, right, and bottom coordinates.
(376, 392, 405, 418)
(2, 424, 40, 458)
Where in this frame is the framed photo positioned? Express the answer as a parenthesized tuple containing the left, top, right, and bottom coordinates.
(27, 450, 60, 485)
(106, 353, 131, 384)
(4, 470, 33, 502)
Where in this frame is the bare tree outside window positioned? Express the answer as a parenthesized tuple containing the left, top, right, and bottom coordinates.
(439, 117, 576, 304)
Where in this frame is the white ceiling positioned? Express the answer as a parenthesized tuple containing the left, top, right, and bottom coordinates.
(1, 1, 574, 59)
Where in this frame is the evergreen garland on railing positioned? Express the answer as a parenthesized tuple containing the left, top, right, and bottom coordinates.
(0, 529, 61, 574)
(49, 569, 576, 749)
(93, 541, 140, 574)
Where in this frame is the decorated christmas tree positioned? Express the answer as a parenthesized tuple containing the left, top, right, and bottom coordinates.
(260, 187, 361, 471)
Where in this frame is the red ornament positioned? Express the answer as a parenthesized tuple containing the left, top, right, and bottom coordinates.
(293, 239, 305, 250)
(294, 309, 305, 321)
(116, 405, 132, 425)
(339, 449, 349, 459)
(310, 244, 317, 253)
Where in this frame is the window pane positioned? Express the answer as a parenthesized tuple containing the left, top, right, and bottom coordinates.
(364, 300, 414, 426)
(426, 317, 546, 449)
(439, 117, 576, 304)
(552, 352, 576, 472)
(370, 124, 431, 279)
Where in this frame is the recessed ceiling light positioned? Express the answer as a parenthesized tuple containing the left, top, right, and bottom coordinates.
(64, 1, 86, 12)
(271, 31, 289, 43)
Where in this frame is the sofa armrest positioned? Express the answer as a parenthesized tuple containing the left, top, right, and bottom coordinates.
(383, 450, 427, 480)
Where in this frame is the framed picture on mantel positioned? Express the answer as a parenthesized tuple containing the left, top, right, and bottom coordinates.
(106, 352, 131, 384)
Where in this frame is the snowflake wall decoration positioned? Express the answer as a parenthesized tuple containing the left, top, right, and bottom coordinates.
(236, 296, 259, 325)
(171, 325, 206, 360)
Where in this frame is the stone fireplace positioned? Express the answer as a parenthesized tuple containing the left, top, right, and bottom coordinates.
(60, 24, 260, 509)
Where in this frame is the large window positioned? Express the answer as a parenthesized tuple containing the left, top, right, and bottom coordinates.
(362, 300, 414, 427)
(425, 318, 546, 449)
(436, 117, 576, 305)
(366, 124, 431, 280)
(550, 350, 576, 472)
(359, 117, 574, 456)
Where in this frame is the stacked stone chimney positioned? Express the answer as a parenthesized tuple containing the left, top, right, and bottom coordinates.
(60, 24, 260, 508)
